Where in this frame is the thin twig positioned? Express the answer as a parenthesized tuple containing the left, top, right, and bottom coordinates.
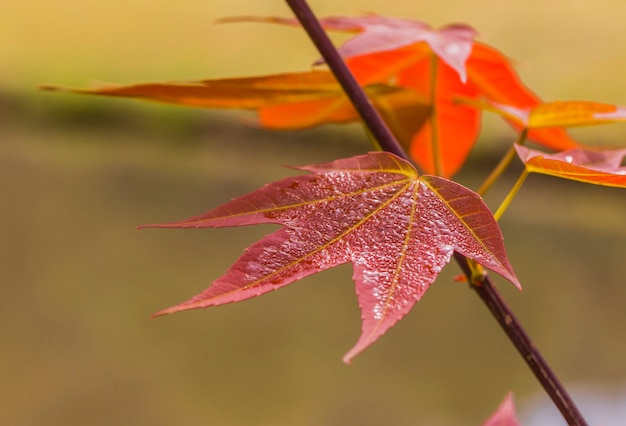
(284, 1, 588, 424)
(453, 253, 587, 425)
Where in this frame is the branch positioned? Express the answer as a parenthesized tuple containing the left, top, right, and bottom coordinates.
(284, 1, 587, 425)
(453, 253, 587, 425)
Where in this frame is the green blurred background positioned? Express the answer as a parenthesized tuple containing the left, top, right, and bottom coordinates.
(2, 1, 626, 425)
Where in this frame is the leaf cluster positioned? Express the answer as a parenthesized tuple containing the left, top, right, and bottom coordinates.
(44, 12, 626, 362)
(44, 11, 626, 424)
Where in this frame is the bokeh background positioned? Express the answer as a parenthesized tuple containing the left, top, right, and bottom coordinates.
(2, 1, 626, 425)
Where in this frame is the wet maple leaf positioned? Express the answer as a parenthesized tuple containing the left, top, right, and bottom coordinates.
(141, 152, 520, 362)
(515, 145, 626, 188)
(482, 393, 521, 426)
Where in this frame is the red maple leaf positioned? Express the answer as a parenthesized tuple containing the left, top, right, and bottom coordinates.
(141, 152, 520, 362)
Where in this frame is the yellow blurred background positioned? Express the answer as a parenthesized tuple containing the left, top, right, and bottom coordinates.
(2, 1, 626, 425)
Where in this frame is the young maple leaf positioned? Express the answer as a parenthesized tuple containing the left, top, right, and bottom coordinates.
(141, 152, 520, 362)
(482, 393, 521, 426)
(241, 14, 578, 176)
(515, 145, 626, 188)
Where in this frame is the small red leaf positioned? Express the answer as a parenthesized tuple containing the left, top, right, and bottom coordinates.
(142, 152, 519, 362)
(515, 145, 626, 187)
(482, 393, 521, 426)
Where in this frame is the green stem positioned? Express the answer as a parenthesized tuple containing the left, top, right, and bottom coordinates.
(429, 54, 443, 176)
(493, 168, 530, 221)
(477, 128, 528, 196)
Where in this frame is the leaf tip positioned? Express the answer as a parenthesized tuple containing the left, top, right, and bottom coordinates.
(342, 332, 380, 364)
(152, 303, 185, 318)
(482, 392, 520, 426)
(39, 84, 75, 93)
(512, 277, 522, 292)
(137, 222, 185, 230)
(342, 349, 358, 364)
(137, 223, 165, 231)
(498, 267, 522, 291)
(151, 308, 171, 318)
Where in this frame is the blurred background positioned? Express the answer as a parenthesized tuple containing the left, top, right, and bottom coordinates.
(2, 0, 626, 425)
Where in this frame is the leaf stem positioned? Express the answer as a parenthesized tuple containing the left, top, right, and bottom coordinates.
(284, 1, 587, 424)
(493, 168, 530, 221)
(477, 128, 527, 196)
(429, 55, 443, 176)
